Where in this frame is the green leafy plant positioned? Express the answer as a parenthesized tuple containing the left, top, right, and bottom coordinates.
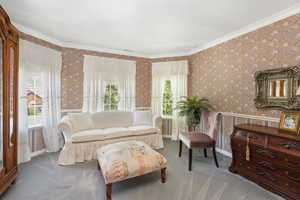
(104, 84, 120, 111)
(162, 80, 173, 116)
(176, 96, 213, 130)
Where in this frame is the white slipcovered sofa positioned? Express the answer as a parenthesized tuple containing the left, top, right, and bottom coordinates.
(58, 111, 163, 165)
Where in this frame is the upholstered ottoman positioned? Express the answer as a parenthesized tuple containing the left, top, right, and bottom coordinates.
(96, 141, 167, 200)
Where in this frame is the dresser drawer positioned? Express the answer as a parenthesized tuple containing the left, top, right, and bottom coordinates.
(234, 130, 266, 146)
(281, 178, 300, 195)
(269, 137, 300, 154)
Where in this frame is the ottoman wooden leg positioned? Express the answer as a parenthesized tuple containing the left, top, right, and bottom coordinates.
(161, 168, 166, 183)
(106, 183, 112, 200)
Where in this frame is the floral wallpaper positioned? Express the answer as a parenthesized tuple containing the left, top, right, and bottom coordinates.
(188, 14, 300, 117)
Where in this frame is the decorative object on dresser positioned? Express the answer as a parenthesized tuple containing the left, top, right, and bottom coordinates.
(230, 124, 300, 200)
(254, 65, 300, 110)
(0, 6, 19, 195)
(279, 111, 300, 133)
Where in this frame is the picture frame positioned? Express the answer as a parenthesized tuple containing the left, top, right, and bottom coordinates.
(279, 111, 300, 133)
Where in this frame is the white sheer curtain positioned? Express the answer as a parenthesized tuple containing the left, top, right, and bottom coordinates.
(19, 40, 63, 154)
(18, 53, 31, 163)
(83, 55, 136, 112)
(151, 61, 188, 140)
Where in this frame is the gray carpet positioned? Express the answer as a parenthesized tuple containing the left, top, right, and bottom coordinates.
(1, 139, 283, 200)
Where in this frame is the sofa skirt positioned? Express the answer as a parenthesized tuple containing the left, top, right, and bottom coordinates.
(58, 133, 164, 165)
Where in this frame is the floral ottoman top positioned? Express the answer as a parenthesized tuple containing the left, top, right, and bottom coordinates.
(97, 141, 167, 184)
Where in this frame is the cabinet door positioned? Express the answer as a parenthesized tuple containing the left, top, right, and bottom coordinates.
(0, 35, 3, 177)
(6, 40, 18, 170)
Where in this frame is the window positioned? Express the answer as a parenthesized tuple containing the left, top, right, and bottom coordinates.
(104, 84, 120, 111)
(162, 80, 173, 116)
(26, 73, 43, 126)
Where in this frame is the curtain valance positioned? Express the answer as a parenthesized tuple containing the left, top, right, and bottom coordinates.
(83, 55, 136, 77)
(20, 40, 62, 72)
(152, 60, 188, 76)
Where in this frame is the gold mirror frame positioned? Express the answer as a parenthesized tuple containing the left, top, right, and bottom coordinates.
(254, 65, 300, 110)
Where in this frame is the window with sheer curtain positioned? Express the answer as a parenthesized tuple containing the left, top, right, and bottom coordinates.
(151, 60, 188, 140)
(82, 55, 136, 112)
(19, 40, 63, 164)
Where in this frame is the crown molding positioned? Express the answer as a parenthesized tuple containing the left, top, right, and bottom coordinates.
(12, 3, 300, 59)
(13, 22, 151, 58)
(188, 3, 300, 55)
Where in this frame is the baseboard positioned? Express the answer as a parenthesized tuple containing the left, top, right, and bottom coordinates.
(216, 148, 232, 158)
(31, 149, 46, 157)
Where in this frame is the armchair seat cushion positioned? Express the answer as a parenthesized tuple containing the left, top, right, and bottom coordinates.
(179, 132, 215, 148)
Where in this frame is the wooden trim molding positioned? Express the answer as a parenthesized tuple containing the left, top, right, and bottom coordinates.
(221, 112, 280, 123)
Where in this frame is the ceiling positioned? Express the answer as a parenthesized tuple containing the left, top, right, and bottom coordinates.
(1, 0, 300, 58)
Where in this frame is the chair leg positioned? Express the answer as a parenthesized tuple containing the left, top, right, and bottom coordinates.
(161, 168, 166, 183)
(106, 183, 112, 200)
(212, 146, 219, 168)
(204, 148, 207, 158)
(189, 148, 193, 171)
(179, 140, 182, 157)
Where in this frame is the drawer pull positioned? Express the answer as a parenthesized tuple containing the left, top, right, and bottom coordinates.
(256, 149, 276, 159)
(284, 159, 300, 168)
(279, 142, 295, 150)
(249, 136, 258, 139)
(240, 133, 258, 140)
(257, 171, 276, 182)
(285, 171, 300, 183)
(257, 161, 276, 171)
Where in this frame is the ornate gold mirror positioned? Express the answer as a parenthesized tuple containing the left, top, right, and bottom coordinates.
(254, 65, 300, 110)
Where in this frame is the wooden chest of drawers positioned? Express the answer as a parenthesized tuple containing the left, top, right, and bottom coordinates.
(230, 124, 300, 200)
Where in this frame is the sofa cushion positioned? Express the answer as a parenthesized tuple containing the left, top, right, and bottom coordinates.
(71, 129, 107, 143)
(133, 110, 152, 126)
(128, 125, 158, 135)
(72, 127, 134, 143)
(91, 111, 133, 129)
(68, 113, 94, 133)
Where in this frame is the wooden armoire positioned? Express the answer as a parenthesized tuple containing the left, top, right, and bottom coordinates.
(0, 6, 19, 195)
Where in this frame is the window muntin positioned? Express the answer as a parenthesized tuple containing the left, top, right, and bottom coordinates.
(104, 84, 120, 111)
(162, 80, 173, 116)
(26, 73, 43, 126)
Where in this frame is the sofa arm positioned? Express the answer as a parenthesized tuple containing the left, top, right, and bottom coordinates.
(152, 115, 162, 131)
(58, 115, 74, 140)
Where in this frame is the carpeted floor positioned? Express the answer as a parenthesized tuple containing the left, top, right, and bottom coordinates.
(2, 139, 283, 200)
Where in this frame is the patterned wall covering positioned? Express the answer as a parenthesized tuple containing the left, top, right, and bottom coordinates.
(188, 14, 300, 118)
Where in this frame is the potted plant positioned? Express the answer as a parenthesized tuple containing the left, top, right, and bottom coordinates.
(175, 96, 213, 131)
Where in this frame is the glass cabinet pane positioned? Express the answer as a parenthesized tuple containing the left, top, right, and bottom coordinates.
(9, 46, 15, 147)
(0, 38, 3, 170)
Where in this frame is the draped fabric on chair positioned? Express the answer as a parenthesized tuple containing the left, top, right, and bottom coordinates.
(151, 60, 188, 140)
(19, 40, 63, 156)
(82, 55, 136, 112)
